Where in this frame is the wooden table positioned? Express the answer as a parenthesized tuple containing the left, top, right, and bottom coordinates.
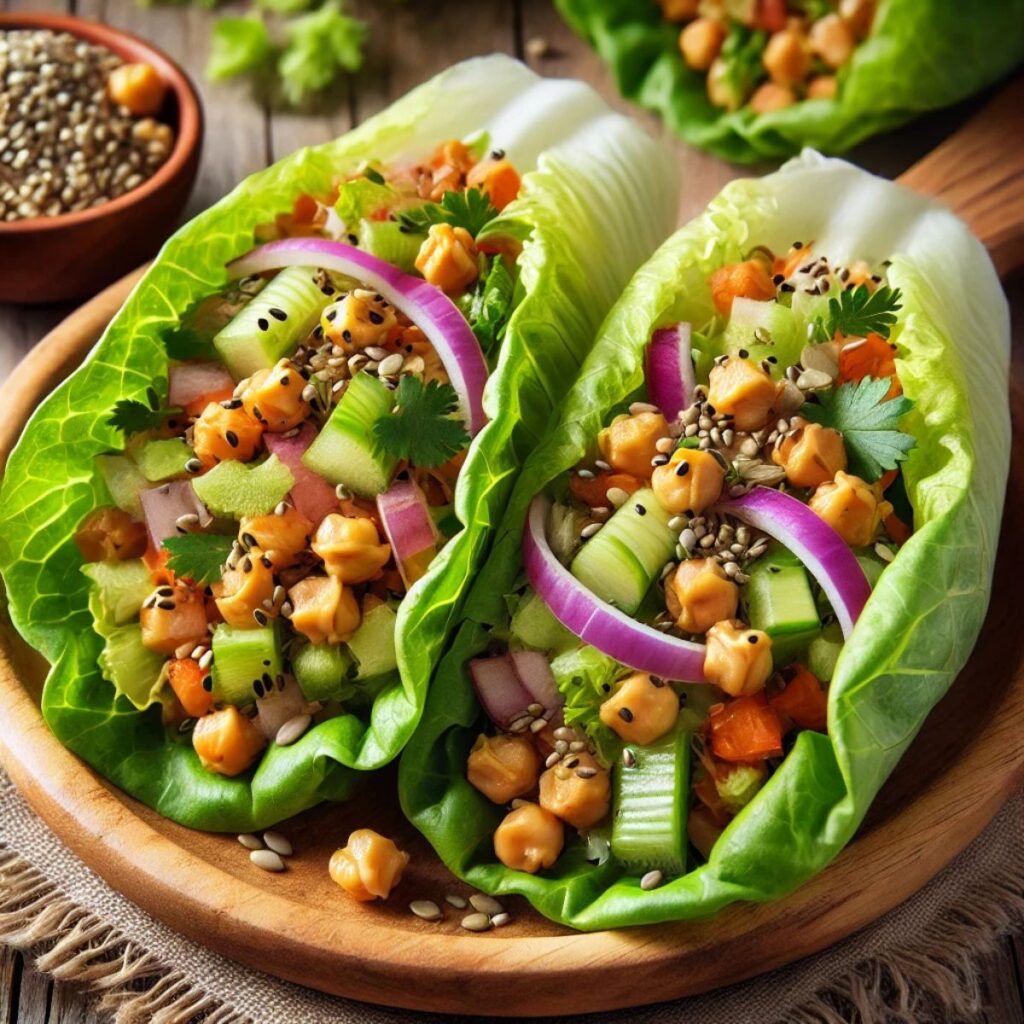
(0, 0, 1021, 1020)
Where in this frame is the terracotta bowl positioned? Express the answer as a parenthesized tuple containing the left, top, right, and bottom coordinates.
(0, 13, 203, 304)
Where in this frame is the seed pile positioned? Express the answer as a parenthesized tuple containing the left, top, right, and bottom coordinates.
(408, 891, 514, 931)
(0, 29, 174, 220)
(241, 829, 295, 872)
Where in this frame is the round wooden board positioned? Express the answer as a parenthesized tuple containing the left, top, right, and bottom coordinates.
(0, 268, 1021, 1019)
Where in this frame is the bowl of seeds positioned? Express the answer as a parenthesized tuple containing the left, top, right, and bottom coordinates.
(0, 13, 202, 303)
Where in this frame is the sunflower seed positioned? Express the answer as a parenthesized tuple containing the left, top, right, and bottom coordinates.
(629, 401, 658, 415)
(445, 894, 468, 909)
(378, 353, 404, 377)
(606, 487, 630, 508)
(263, 831, 293, 857)
(238, 833, 263, 850)
(461, 912, 492, 932)
(640, 869, 664, 891)
(656, 437, 676, 454)
(796, 367, 834, 391)
(874, 542, 895, 563)
(250, 849, 285, 872)
(545, 751, 562, 768)
(530, 718, 548, 734)
(491, 912, 512, 927)
(469, 894, 504, 916)
(580, 523, 602, 539)
(365, 346, 389, 361)
(276, 714, 312, 747)
(410, 900, 443, 921)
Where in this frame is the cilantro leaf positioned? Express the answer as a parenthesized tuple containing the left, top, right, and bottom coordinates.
(397, 188, 499, 238)
(815, 283, 903, 342)
(801, 377, 916, 482)
(373, 376, 469, 468)
(279, 1, 367, 106)
(107, 388, 175, 437)
(161, 533, 235, 585)
(207, 15, 274, 81)
(468, 256, 515, 355)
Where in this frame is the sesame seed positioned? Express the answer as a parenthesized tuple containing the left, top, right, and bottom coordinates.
(635, 503, 647, 516)
(491, 913, 512, 928)
(618, 707, 634, 723)
(580, 522, 602, 539)
(675, 461, 690, 477)
(576, 468, 595, 479)
(156, 600, 175, 611)
(225, 430, 239, 448)
(253, 609, 268, 626)
(623, 748, 637, 768)
(257, 318, 270, 332)
(269, 307, 287, 322)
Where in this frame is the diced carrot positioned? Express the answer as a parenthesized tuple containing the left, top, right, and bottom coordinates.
(168, 657, 215, 718)
(769, 664, 828, 733)
(708, 260, 776, 316)
(885, 511, 912, 545)
(838, 333, 901, 398)
(140, 585, 209, 655)
(466, 158, 521, 212)
(569, 471, 643, 509)
(773, 243, 812, 280)
(192, 706, 267, 776)
(755, 0, 788, 32)
(74, 507, 148, 562)
(707, 693, 784, 762)
(182, 386, 235, 419)
(143, 543, 174, 582)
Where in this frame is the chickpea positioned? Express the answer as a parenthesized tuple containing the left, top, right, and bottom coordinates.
(74, 506, 148, 562)
(599, 672, 680, 746)
(239, 358, 311, 433)
(107, 62, 166, 117)
(597, 411, 671, 479)
(703, 619, 773, 697)
(707, 357, 780, 432)
(771, 422, 847, 489)
(493, 802, 564, 873)
(420, 139, 476, 202)
(238, 505, 313, 570)
(660, 0, 700, 20)
(321, 290, 397, 351)
(651, 447, 725, 516)
(706, 57, 743, 111)
(680, 17, 726, 71)
(809, 470, 892, 547)
(215, 556, 276, 629)
(140, 582, 208, 655)
(538, 752, 611, 830)
(415, 224, 479, 294)
(806, 74, 838, 100)
(192, 706, 267, 777)
(762, 28, 811, 87)
(467, 733, 540, 804)
(288, 574, 361, 644)
(312, 513, 391, 585)
(839, 0, 875, 38)
(669, 558, 739, 634)
(809, 13, 856, 69)
(191, 402, 263, 468)
(749, 81, 796, 113)
(329, 829, 409, 902)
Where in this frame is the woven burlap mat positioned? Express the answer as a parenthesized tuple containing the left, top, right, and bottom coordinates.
(0, 769, 1021, 1024)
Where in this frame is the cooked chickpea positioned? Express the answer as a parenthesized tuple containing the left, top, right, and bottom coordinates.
(215, 556, 276, 629)
(597, 411, 671, 479)
(771, 422, 847, 489)
(493, 802, 564, 873)
(312, 513, 391, 584)
(107, 62, 166, 116)
(809, 470, 892, 547)
(669, 558, 739, 634)
(329, 829, 409, 902)
(538, 752, 611, 830)
(192, 706, 267, 777)
(806, 74, 838, 100)
(321, 290, 397, 351)
(415, 223, 479, 294)
(762, 28, 811, 87)
(839, 0, 875, 38)
(74, 506, 148, 562)
(660, 0, 699, 20)
(706, 57, 743, 111)
(703, 619, 773, 697)
(467, 733, 540, 804)
(191, 402, 263, 467)
(599, 672, 680, 746)
(140, 582, 208, 654)
(810, 13, 856, 68)
(238, 505, 313, 569)
(707, 357, 780, 432)
(239, 358, 310, 432)
(651, 447, 725, 516)
(288, 575, 361, 644)
(749, 81, 796, 113)
(420, 139, 476, 202)
(680, 17, 726, 71)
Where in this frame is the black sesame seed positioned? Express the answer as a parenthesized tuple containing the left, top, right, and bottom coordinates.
(491, 148, 506, 160)
(792, 241, 804, 249)
(650, 676, 665, 688)
(781, 283, 795, 293)
(253, 406, 264, 422)
(368, 311, 384, 325)
(772, 274, 785, 285)
(635, 503, 647, 516)
(157, 600, 175, 611)
(312, 325, 324, 340)
(602, 683, 612, 693)
(260, 555, 273, 569)
(243, 557, 253, 573)
(766, 355, 778, 364)
(261, 672, 273, 688)
(269, 307, 287, 322)
(619, 707, 634, 723)
(342, 329, 352, 343)
(263, 659, 271, 667)
(348, 233, 359, 245)
(738, 348, 749, 359)
(241, 532, 257, 549)
(254, 679, 265, 698)
(225, 430, 239, 448)
(254, 610, 268, 626)
(748, 635, 758, 643)
(705, 404, 716, 415)
(279, 375, 290, 387)
(202, 677, 213, 692)
(675, 461, 690, 477)
(257, 318, 270, 332)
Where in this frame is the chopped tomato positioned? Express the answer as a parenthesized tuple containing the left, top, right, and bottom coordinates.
(838, 333, 901, 398)
(168, 657, 215, 718)
(755, 0, 788, 32)
(770, 664, 828, 733)
(707, 693, 784, 762)
(569, 471, 643, 509)
(708, 260, 776, 316)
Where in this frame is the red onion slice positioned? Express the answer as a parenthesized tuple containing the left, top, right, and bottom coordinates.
(264, 425, 339, 527)
(376, 476, 439, 589)
(469, 655, 535, 729)
(510, 650, 562, 711)
(227, 238, 488, 435)
(168, 362, 235, 411)
(645, 323, 695, 422)
(140, 480, 212, 550)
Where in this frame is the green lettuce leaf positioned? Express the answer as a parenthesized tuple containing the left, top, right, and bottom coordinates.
(399, 152, 1010, 927)
(0, 56, 676, 833)
(556, 0, 1024, 162)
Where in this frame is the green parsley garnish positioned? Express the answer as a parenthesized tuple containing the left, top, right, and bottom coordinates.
(373, 376, 469, 468)
(801, 377, 916, 482)
(397, 187, 499, 239)
(161, 533, 236, 585)
(467, 256, 515, 355)
(107, 389, 177, 436)
(814, 283, 903, 342)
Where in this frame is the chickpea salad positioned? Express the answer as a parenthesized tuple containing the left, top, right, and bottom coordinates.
(400, 154, 1009, 929)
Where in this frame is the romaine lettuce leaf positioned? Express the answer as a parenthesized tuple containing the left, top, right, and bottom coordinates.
(399, 152, 1010, 927)
(557, 0, 1024, 162)
(0, 56, 677, 832)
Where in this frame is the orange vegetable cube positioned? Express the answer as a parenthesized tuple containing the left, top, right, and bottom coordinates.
(466, 158, 521, 211)
(706, 693, 784, 762)
(74, 506, 148, 562)
(597, 411, 671, 479)
(167, 657, 215, 718)
(769, 664, 828, 732)
(709, 260, 776, 315)
(192, 705, 267, 776)
(707, 357, 780, 432)
(191, 402, 264, 467)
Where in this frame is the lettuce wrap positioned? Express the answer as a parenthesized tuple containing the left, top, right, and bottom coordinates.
(557, 0, 1024, 163)
(0, 56, 677, 833)
(399, 151, 1010, 927)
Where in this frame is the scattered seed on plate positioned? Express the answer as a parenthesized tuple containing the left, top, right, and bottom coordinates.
(250, 849, 285, 872)
(469, 894, 503, 916)
(410, 900, 443, 921)
(529, 718, 548, 734)
(490, 913, 512, 928)
(461, 912, 492, 932)
(640, 869, 664, 891)
(444, 894, 468, 909)
(237, 833, 263, 850)
(263, 831, 293, 857)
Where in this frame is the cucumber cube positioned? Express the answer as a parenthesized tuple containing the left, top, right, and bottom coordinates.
(347, 603, 398, 680)
(293, 641, 354, 703)
(745, 552, 821, 668)
(192, 455, 294, 519)
(211, 623, 283, 705)
(134, 438, 193, 482)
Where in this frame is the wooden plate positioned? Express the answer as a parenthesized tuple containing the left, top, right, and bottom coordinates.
(1, 87, 1023, 1017)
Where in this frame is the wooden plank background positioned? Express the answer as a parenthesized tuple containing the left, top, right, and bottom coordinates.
(0, 1, 1022, 1020)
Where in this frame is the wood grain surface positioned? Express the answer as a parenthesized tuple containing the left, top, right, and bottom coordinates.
(1, 1, 1023, 1021)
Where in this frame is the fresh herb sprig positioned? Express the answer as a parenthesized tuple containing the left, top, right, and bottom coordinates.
(814, 283, 903, 343)
(161, 533, 235, 585)
(467, 256, 515, 355)
(107, 389, 179, 437)
(373, 376, 469, 468)
(397, 188, 500, 239)
(801, 376, 916, 482)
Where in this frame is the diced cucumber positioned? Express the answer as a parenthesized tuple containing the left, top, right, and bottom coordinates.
(745, 551, 821, 668)
(192, 455, 294, 519)
(292, 641, 355, 703)
(611, 722, 690, 874)
(570, 488, 676, 615)
(359, 219, 423, 273)
(82, 559, 152, 625)
(134, 438, 192, 482)
(302, 372, 398, 497)
(723, 297, 802, 371)
(213, 266, 330, 380)
(789, 289, 830, 331)
(96, 454, 148, 517)
(808, 621, 843, 682)
(347, 602, 398, 680)
(211, 622, 283, 705)
(510, 589, 577, 654)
